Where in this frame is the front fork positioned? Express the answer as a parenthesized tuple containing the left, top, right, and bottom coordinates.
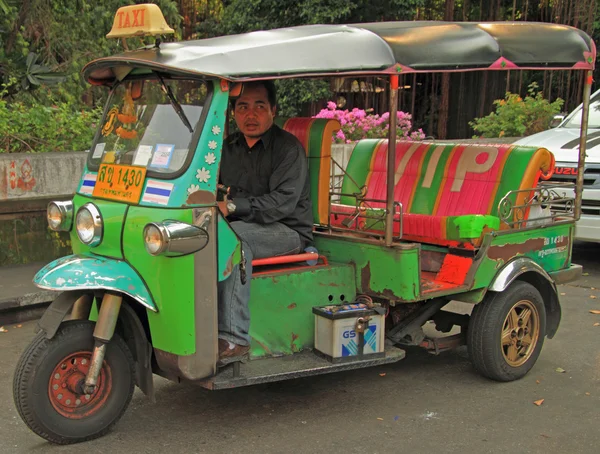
(75, 292, 123, 394)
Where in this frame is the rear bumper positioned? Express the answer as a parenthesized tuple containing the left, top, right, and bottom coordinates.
(549, 264, 582, 285)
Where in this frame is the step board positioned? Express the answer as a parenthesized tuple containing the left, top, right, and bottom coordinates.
(198, 346, 406, 390)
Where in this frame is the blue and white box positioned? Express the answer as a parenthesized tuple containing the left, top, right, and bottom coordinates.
(313, 304, 385, 362)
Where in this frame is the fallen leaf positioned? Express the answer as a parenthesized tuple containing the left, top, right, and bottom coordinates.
(593, 288, 597, 290)
(583, 272, 590, 276)
(533, 399, 545, 406)
(377, 418, 384, 421)
(0, 326, 7, 333)
(590, 295, 597, 299)
(585, 392, 591, 396)
(540, 434, 551, 439)
(536, 380, 541, 384)
(379, 373, 386, 377)
(16, 324, 22, 328)
(555, 367, 566, 373)
(560, 292, 566, 296)
(594, 323, 600, 327)
(589, 310, 600, 314)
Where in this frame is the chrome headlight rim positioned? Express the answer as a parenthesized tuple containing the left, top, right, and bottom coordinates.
(143, 222, 168, 256)
(143, 220, 209, 257)
(47, 200, 74, 231)
(76, 203, 103, 247)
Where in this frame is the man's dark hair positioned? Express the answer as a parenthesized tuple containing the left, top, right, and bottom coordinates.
(232, 80, 277, 109)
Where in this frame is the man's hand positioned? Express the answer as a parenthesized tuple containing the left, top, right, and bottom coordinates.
(217, 201, 229, 217)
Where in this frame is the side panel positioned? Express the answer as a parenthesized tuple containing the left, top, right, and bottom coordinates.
(123, 206, 196, 355)
(471, 223, 574, 290)
(314, 235, 420, 301)
(249, 264, 356, 358)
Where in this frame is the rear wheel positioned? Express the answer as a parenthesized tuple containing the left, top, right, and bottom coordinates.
(467, 281, 546, 382)
(13, 320, 134, 444)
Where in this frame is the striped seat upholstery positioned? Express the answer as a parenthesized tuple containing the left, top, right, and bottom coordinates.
(333, 140, 555, 247)
(275, 118, 340, 226)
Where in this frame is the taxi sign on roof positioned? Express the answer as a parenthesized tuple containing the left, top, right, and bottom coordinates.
(106, 4, 174, 39)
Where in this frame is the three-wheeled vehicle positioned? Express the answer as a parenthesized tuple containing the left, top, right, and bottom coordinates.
(13, 4, 595, 444)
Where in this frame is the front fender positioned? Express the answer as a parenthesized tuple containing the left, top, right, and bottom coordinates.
(34, 254, 157, 312)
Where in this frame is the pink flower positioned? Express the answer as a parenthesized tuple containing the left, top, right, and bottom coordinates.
(327, 101, 337, 110)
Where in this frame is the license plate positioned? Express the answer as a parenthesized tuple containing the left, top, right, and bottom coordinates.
(93, 164, 147, 204)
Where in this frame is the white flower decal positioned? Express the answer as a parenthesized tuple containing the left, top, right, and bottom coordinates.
(205, 152, 216, 165)
(211, 125, 222, 135)
(208, 140, 218, 150)
(187, 184, 200, 195)
(196, 167, 211, 183)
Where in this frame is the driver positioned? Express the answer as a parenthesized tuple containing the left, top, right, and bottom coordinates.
(217, 80, 313, 363)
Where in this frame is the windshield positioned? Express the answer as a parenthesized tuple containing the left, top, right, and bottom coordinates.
(563, 90, 600, 129)
(89, 78, 210, 175)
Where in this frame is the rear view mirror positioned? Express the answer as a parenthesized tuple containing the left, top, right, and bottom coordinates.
(550, 115, 565, 128)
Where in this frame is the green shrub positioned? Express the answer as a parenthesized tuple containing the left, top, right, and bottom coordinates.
(0, 81, 102, 153)
(469, 82, 564, 138)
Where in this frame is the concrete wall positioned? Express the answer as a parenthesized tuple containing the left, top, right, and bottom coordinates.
(0, 152, 87, 202)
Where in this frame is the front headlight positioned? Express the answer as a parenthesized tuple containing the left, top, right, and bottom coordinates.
(143, 220, 208, 256)
(76, 203, 103, 246)
(47, 201, 73, 231)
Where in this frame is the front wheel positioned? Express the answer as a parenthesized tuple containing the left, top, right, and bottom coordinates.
(467, 281, 546, 382)
(13, 320, 134, 444)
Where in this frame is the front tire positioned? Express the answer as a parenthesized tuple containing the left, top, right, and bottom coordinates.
(467, 281, 546, 382)
(13, 320, 134, 444)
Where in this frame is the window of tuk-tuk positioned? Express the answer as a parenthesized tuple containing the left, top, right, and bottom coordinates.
(88, 77, 211, 177)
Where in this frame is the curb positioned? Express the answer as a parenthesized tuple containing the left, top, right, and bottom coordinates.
(0, 291, 55, 326)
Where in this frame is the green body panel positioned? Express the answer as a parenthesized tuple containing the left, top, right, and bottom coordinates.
(249, 263, 356, 357)
(217, 215, 241, 282)
(122, 206, 196, 355)
(410, 144, 454, 214)
(472, 223, 574, 290)
(340, 139, 381, 205)
(314, 235, 420, 301)
(86, 198, 126, 259)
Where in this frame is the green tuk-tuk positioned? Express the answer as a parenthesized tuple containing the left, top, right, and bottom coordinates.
(13, 4, 595, 444)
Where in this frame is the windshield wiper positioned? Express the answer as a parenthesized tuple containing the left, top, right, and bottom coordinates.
(155, 72, 194, 133)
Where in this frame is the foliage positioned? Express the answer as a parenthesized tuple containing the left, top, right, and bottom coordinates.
(469, 83, 564, 138)
(0, 80, 102, 153)
(276, 79, 332, 117)
(314, 101, 425, 143)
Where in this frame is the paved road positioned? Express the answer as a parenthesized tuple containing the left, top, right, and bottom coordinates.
(1, 243, 599, 453)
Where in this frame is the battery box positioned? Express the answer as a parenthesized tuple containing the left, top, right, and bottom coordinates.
(313, 303, 385, 363)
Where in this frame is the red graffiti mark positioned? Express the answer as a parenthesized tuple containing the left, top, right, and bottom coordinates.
(16, 159, 36, 191)
(9, 161, 16, 189)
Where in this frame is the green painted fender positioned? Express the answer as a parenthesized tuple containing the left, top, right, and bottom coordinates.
(34, 254, 157, 312)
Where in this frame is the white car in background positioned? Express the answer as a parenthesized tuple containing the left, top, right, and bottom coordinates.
(514, 89, 600, 242)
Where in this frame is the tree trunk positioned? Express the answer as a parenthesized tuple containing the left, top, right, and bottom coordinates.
(436, 0, 455, 139)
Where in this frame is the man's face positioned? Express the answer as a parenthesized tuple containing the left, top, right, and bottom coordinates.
(234, 85, 275, 139)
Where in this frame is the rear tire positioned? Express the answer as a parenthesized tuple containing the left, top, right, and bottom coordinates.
(467, 281, 546, 382)
(13, 320, 134, 444)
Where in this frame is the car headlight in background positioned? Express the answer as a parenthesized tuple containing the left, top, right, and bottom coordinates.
(47, 201, 74, 231)
(143, 220, 209, 256)
(76, 203, 103, 246)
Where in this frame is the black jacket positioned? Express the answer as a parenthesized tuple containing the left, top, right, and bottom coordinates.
(219, 124, 314, 246)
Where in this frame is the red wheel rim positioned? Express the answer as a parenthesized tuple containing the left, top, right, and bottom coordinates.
(47, 351, 112, 419)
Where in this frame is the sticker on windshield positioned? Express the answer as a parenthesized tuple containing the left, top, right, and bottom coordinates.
(92, 143, 106, 159)
(150, 144, 175, 168)
(133, 145, 154, 167)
